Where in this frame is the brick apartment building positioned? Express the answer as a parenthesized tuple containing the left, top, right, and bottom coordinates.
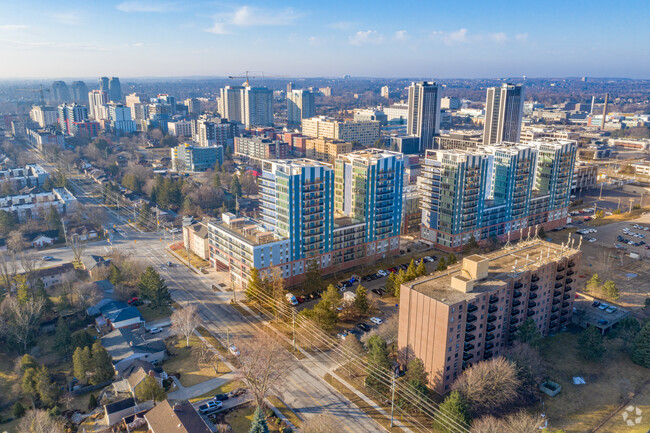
(398, 238, 581, 394)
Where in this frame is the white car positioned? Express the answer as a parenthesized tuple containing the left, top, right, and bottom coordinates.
(370, 317, 383, 325)
(229, 344, 240, 356)
(377, 270, 387, 277)
(588, 238, 596, 243)
(41, 256, 54, 261)
(149, 327, 163, 334)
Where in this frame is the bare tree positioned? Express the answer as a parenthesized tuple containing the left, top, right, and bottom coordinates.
(472, 411, 543, 433)
(2, 296, 44, 352)
(361, 315, 398, 346)
(599, 249, 615, 280)
(20, 253, 40, 286)
(193, 342, 221, 375)
(301, 414, 344, 433)
(452, 357, 522, 417)
(73, 282, 102, 315)
(18, 409, 65, 433)
(8, 230, 26, 253)
(0, 252, 17, 288)
(171, 305, 202, 347)
(70, 234, 86, 264)
(235, 332, 292, 407)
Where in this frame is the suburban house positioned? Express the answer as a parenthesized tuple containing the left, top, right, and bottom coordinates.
(104, 397, 139, 426)
(26, 229, 60, 248)
(145, 400, 212, 433)
(82, 254, 111, 278)
(30, 262, 75, 288)
(101, 328, 166, 373)
(94, 300, 144, 330)
(122, 359, 164, 396)
(182, 218, 209, 260)
(69, 224, 99, 241)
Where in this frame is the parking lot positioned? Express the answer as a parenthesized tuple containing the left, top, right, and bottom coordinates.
(572, 297, 631, 333)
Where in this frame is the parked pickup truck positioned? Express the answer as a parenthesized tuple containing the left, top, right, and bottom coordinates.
(198, 400, 222, 415)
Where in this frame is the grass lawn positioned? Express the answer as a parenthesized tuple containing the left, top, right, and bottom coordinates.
(137, 304, 172, 322)
(188, 380, 243, 403)
(539, 329, 650, 432)
(171, 248, 210, 269)
(267, 395, 302, 428)
(224, 404, 281, 433)
(163, 336, 227, 387)
(196, 327, 228, 356)
(0, 415, 21, 433)
(586, 206, 650, 227)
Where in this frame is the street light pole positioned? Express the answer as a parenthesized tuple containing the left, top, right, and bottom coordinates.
(292, 308, 296, 351)
(390, 371, 396, 428)
(599, 183, 603, 200)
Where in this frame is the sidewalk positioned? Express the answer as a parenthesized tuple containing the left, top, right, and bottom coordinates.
(167, 372, 236, 400)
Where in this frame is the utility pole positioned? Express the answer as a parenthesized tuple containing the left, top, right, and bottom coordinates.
(629, 199, 634, 214)
(61, 218, 69, 248)
(226, 327, 230, 349)
(185, 229, 191, 270)
(292, 308, 296, 351)
(390, 371, 396, 428)
(599, 182, 603, 200)
(618, 197, 621, 211)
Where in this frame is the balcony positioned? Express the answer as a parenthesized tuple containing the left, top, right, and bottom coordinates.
(466, 314, 477, 323)
(463, 352, 474, 361)
(530, 284, 539, 291)
(527, 310, 535, 317)
(488, 305, 498, 314)
(560, 317, 568, 323)
(552, 298, 561, 305)
(555, 283, 563, 289)
(563, 294, 571, 300)
(553, 290, 562, 297)
(487, 315, 497, 323)
(513, 291, 522, 299)
(566, 278, 573, 284)
(568, 261, 575, 268)
(556, 275, 564, 280)
(529, 293, 538, 300)
(467, 304, 478, 313)
(528, 301, 537, 308)
(510, 317, 519, 325)
(462, 361, 469, 370)
(550, 314, 558, 321)
(485, 333, 495, 342)
(561, 309, 570, 316)
(562, 301, 570, 308)
(484, 342, 494, 350)
(511, 308, 520, 316)
(512, 300, 521, 308)
(565, 285, 572, 292)
(465, 333, 476, 342)
(557, 265, 565, 272)
(464, 343, 474, 351)
(486, 323, 496, 332)
(551, 306, 559, 313)
(531, 275, 540, 282)
(483, 350, 494, 359)
(567, 270, 574, 276)
(509, 325, 518, 334)
(514, 282, 523, 289)
(489, 296, 499, 304)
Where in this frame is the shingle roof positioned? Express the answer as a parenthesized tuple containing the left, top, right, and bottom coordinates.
(145, 400, 211, 433)
(105, 306, 143, 324)
(99, 300, 129, 315)
(105, 397, 136, 415)
(101, 328, 166, 365)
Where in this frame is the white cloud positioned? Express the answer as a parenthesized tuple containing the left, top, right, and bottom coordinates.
(329, 21, 355, 30)
(116, 1, 180, 13)
(489, 32, 508, 43)
(394, 30, 408, 41)
(0, 39, 109, 51)
(206, 6, 301, 35)
(0, 24, 28, 30)
(349, 30, 383, 46)
(132, 42, 145, 47)
(515, 33, 529, 43)
(308, 36, 320, 46)
(52, 12, 82, 26)
(445, 28, 468, 44)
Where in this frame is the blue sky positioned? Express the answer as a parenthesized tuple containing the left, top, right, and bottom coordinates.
(0, 0, 649, 79)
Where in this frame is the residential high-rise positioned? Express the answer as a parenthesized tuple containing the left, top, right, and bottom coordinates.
(57, 103, 88, 134)
(154, 94, 176, 114)
(109, 77, 122, 102)
(29, 106, 58, 127)
(381, 86, 390, 99)
(419, 139, 577, 251)
(234, 136, 289, 162)
(51, 81, 70, 102)
(219, 85, 273, 127)
(407, 81, 441, 151)
(171, 143, 223, 172)
(287, 90, 315, 126)
(70, 81, 88, 104)
(99, 77, 110, 94)
(218, 86, 244, 123)
(483, 83, 525, 146)
(398, 240, 581, 394)
(334, 149, 404, 244)
(184, 98, 201, 117)
(107, 103, 135, 133)
(302, 116, 380, 147)
(88, 90, 108, 120)
(194, 118, 238, 148)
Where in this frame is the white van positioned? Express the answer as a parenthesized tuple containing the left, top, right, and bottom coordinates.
(286, 293, 298, 306)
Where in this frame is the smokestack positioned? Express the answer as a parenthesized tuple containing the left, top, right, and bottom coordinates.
(601, 93, 609, 131)
(590, 96, 595, 115)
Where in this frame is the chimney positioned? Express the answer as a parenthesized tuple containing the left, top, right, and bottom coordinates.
(149, 370, 155, 377)
(173, 403, 182, 412)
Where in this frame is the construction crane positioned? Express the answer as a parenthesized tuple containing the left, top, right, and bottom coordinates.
(16, 85, 50, 105)
(227, 71, 288, 87)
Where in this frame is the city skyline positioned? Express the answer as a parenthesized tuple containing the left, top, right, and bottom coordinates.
(0, 0, 649, 79)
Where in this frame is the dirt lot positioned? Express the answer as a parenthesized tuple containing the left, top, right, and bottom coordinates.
(546, 211, 650, 316)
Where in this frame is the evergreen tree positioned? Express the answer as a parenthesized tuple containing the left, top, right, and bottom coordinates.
(36, 367, 60, 407)
(611, 317, 641, 352)
(354, 285, 370, 315)
(405, 259, 417, 281)
(73, 346, 92, 382)
(631, 322, 650, 368)
(586, 274, 601, 292)
(246, 267, 263, 302)
(34, 279, 53, 311)
(47, 206, 63, 233)
(0, 210, 18, 235)
(134, 375, 166, 404)
(416, 260, 427, 277)
(436, 257, 447, 272)
(393, 269, 406, 297)
(19, 354, 38, 372)
(91, 341, 114, 385)
(71, 330, 93, 351)
(463, 235, 479, 253)
(303, 259, 325, 295)
(447, 253, 457, 265)
(13, 401, 25, 419)
(88, 393, 97, 410)
(302, 284, 340, 330)
(578, 326, 606, 361)
(213, 172, 221, 188)
(432, 391, 471, 433)
(14, 274, 30, 304)
(108, 264, 123, 286)
(139, 266, 171, 309)
(403, 358, 429, 410)
(249, 406, 270, 433)
(602, 280, 620, 301)
(230, 174, 242, 197)
(515, 318, 541, 347)
(21, 367, 39, 401)
(365, 335, 391, 393)
(386, 272, 397, 295)
(42, 177, 54, 192)
(138, 202, 152, 229)
(54, 317, 72, 356)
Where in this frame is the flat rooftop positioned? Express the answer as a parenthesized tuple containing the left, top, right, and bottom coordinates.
(407, 238, 580, 305)
(211, 219, 285, 246)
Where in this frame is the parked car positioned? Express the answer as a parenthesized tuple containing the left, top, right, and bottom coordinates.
(591, 301, 600, 307)
(371, 289, 384, 296)
(605, 306, 618, 314)
(41, 256, 54, 261)
(198, 400, 222, 414)
(214, 393, 229, 401)
(296, 296, 306, 303)
(229, 344, 240, 356)
(149, 327, 163, 334)
(127, 297, 140, 305)
(228, 388, 246, 398)
(370, 317, 383, 325)
(357, 323, 370, 332)
(598, 319, 609, 325)
(598, 303, 609, 310)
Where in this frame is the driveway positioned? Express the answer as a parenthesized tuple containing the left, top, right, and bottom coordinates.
(167, 372, 237, 400)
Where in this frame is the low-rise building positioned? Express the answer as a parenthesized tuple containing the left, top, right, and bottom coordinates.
(145, 400, 211, 433)
(171, 143, 223, 172)
(26, 126, 65, 150)
(0, 188, 77, 222)
(434, 131, 483, 150)
(234, 136, 288, 162)
(398, 239, 581, 394)
(0, 164, 48, 190)
(182, 219, 209, 260)
(30, 263, 75, 288)
(101, 328, 167, 373)
(302, 116, 380, 146)
(167, 120, 192, 137)
(305, 138, 352, 161)
(572, 162, 598, 192)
